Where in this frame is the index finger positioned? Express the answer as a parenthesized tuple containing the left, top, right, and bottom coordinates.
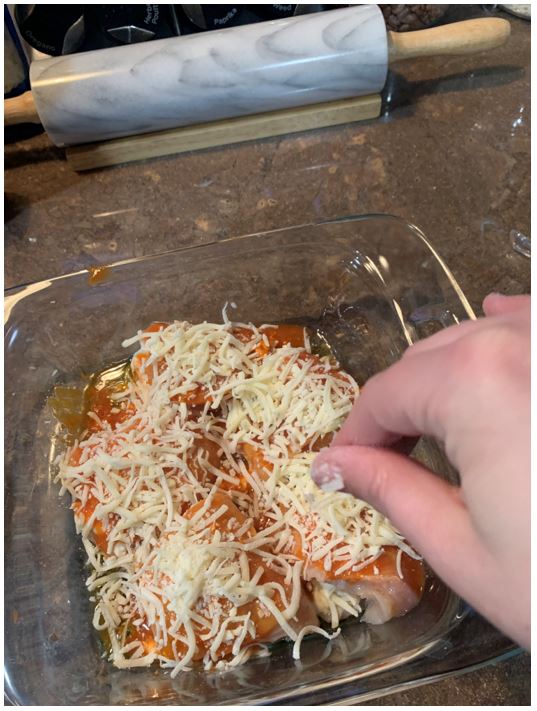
(333, 345, 454, 449)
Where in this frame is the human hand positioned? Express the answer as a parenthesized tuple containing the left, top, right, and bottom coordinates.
(312, 293, 530, 648)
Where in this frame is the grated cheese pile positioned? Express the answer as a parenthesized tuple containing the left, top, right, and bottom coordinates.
(56, 320, 422, 676)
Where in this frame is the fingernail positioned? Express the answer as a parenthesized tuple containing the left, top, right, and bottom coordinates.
(311, 460, 345, 492)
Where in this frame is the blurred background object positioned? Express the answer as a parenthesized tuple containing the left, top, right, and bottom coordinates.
(4, 6, 29, 97)
(90, 5, 179, 44)
(499, 5, 531, 19)
(380, 5, 449, 31)
(9, 4, 347, 54)
(14, 4, 85, 56)
(179, 5, 244, 31)
(510, 230, 531, 258)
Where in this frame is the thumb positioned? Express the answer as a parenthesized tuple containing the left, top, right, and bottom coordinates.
(311, 445, 488, 590)
(482, 292, 530, 317)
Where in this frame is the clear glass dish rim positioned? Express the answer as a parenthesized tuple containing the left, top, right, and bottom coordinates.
(4, 214, 476, 323)
(6, 212, 520, 705)
(331, 647, 522, 706)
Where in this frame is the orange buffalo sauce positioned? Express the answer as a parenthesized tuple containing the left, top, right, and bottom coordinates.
(184, 491, 256, 542)
(58, 318, 425, 672)
(253, 325, 306, 357)
(73, 492, 109, 552)
(87, 265, 111, 286)
(322, 545, 424, 594)
(239, 443, 273, 481)
(289, 521, 424, 599)
(116, 616, 196, 662)
(69, 444, 115, 552)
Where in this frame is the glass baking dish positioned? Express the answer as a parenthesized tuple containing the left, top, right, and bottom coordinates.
(4, 215, 519, 705)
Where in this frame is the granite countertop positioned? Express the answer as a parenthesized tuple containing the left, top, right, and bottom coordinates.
(4, 4, 530, 705)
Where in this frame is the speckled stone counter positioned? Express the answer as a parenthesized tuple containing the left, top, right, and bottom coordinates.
(4, 4, 530, 705)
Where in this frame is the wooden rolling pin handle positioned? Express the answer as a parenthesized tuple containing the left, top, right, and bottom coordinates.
(4, 92, 41, 125)
(388, 18, 511, 62)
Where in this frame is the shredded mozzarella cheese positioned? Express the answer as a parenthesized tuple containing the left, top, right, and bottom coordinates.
(56, 319, 421, 675)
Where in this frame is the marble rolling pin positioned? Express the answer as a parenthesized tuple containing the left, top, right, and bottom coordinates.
(5, 5, 510, 156)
